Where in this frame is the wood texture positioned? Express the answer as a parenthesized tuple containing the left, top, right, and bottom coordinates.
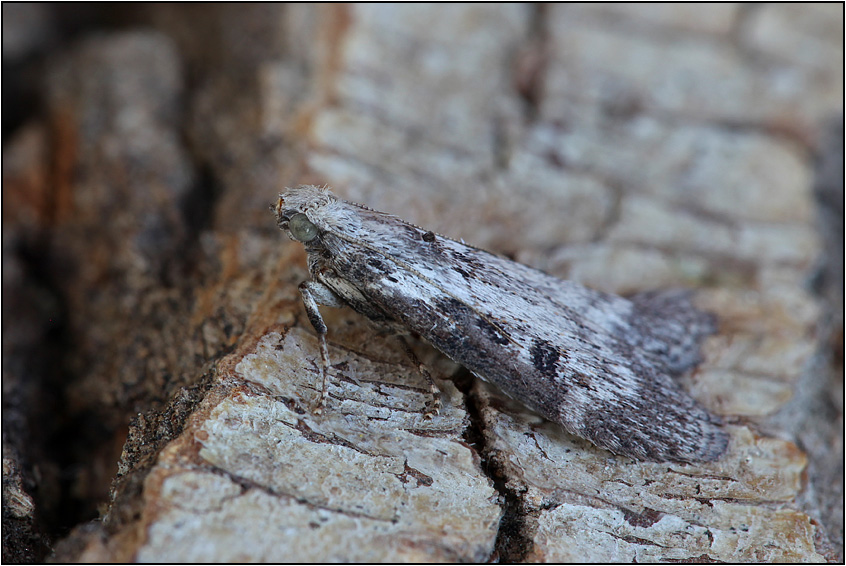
(2, 4, 842, 562)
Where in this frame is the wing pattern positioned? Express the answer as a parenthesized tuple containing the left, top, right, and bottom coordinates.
(279, 185, 727, 462)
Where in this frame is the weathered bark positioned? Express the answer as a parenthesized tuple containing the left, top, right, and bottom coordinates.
(2, 4, 842, 562)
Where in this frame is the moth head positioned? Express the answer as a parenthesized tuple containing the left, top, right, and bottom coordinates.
(286, 212, 319, 242)
(275, 185, 362, 248)
(274, 185, 336, 245)
(276, 205, 319, 245)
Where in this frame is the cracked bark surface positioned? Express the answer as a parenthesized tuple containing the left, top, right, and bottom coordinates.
(2, 4, 842, 562)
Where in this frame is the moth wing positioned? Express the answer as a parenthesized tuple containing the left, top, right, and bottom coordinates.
(324, 205, 727, 462)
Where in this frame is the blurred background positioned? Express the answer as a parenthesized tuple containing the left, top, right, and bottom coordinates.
(2, 4, 842, 562)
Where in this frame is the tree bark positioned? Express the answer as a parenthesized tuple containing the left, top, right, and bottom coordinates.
(2, 4, 842, 562)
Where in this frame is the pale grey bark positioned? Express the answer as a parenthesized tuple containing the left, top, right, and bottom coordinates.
(2, 4, 841, 562)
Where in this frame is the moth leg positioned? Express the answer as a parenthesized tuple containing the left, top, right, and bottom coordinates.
(298, 280, 346, 414)
(396, 335, 441, 419)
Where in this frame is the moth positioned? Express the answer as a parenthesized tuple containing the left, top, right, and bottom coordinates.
(275, 185, 728, 463)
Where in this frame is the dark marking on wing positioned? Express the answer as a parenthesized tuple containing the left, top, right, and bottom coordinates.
(475, 317, 510, 346)
(453, 266, 472, 279)
(530, 338, 560, 377)
(367, 258, 387, 271)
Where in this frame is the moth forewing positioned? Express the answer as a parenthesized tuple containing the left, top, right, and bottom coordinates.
(275, 185, 728, 463)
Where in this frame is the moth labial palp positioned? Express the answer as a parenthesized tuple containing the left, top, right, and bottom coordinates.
(274, 184, 729, 464)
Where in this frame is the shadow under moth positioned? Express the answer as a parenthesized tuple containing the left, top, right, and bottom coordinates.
(275, 185, 728, 463)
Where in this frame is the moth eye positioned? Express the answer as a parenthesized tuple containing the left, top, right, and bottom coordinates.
(288, 213, 319, 242)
